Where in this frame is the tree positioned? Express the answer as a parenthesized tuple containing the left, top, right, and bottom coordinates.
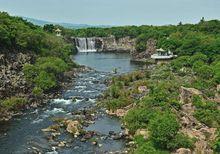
(43, 24, 55, 33)
(149, 112, 180, 149)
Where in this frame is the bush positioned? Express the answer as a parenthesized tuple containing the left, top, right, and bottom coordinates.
(32, 87, 43, 96)
(192, 96, 220, 127)
(36, 57, 69, 74)
(106, 97, 133, 110)
(1, 97, 28, 110)
(34, 71, 56, 91)
(23, 64, 39, 82)
(124, 108, 158, 134)
(171, 56, 191, 71)
(167, 133, 194, 150)
(134, 142, 169, 154)
(213, 130, 220, 152)
(189, 52, 208, 65)
(194, 65, 214, 79)
(212, 62, 220, 83)
(149, 112, 180, 149)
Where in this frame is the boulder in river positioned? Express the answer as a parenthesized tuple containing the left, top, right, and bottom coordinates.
(66, 120, 81, 136)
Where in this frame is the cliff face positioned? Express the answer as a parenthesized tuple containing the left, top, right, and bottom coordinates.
(73, 36, 136, 53)
(98, 36, 136, 52)
(0, 52, 33, 100)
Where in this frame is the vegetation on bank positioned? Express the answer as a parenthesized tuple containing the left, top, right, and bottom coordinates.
(57, 18, 220, 60)
(101, 53, 219, 153)
(0, 12, 77, 111)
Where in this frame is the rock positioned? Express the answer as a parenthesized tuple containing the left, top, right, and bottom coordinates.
(83, 131, 94, 139)
(66, 120, 81, 135)
(180, 86, 202, 104)
(58, 141, 66, 147)
(42, 126, 58, 132)
(135, 129, 149, 139)
(138, 86, 149, 93)
(217, 84, 220, 92)
(98, 36, 135, 52)
(91, 141, 98, 145)
(109, 131, 116, 136)
(199, 127, 217, 141)
(175, 148, 191, 154)
(106, 108, 128, 117)
(51, 132, 61, 137)
(127, 141, 135, 146)
(195, 140, 213, 154)
(181, 103, 195, 115)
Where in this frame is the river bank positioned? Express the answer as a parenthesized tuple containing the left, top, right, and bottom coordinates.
(0, 51, 90, 122)
(0, 52, 141, 154)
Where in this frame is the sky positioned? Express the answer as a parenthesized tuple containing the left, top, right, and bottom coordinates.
(0, 0, 220, 26)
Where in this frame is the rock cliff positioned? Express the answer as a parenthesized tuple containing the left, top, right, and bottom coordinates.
(97, 36, 136, 52)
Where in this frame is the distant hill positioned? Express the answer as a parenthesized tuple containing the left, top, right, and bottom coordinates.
(22, 17, 111, 29)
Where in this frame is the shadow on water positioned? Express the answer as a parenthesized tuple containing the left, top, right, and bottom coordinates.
(0, 52, 141, 154)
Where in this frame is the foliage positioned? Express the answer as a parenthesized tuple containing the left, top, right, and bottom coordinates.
(192, 96, 220, 128)
(167, 133, 194, 150)
(34, 71, 56, 91)
(63, 19, 220, 57)
(32, 87, 43, 96)
(149, 112, 180, 149)
(134, 141, 169, 154)
(1, 97, 28, 110)
(213, 130, 220, 152)
(23, 56, 71, 92)
(124, 108, 158, 134)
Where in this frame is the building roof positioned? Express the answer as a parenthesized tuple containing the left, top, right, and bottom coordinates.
(55, 28, 62, 32)
(156, 48, 165, 52)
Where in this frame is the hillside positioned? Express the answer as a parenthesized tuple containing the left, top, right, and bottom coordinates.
(0, 12, 78, 120)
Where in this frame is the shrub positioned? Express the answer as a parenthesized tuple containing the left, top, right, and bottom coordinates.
(23, 64, 39, 82)
(213, 130, 220, 152)
(167, 133, 194, 150)
(106, 97, 133, 110)
(32, 87, 43, 96)
(149, 112, 180, 149)
(1, 97, 28, 110)
(124, 108, 159, 134)
(192, 60, 205, 73)
(34, 71, 56, 91)
(170, 56, 191, 71)
(194, 65, 214, 79)
(36, 57, 69, 74)
(192, 96, 220, 127)
(212, 62, 220, 83)
(189, 52, 208, 65)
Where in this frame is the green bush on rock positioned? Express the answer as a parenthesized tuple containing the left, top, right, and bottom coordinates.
(1, 97, 28, 110)
(149, 112, 180, 150)
(34, 71, 56, 91)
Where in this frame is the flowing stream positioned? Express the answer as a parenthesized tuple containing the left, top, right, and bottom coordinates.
(0, 52, 141, 154)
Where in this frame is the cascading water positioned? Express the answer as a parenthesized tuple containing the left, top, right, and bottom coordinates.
(76, 38, 97, 52)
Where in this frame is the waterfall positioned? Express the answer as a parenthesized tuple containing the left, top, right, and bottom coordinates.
(76, 38, 97, 52)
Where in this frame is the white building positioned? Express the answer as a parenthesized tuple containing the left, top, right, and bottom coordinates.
(151, 48, 177, 60)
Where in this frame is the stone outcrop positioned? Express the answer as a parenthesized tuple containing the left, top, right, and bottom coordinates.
(66, 120, 81, 136)
(73, 36, 136, 53)
(131, 39, 157, 62)
(174, 148, 192, 154)
(0, 52, 33, 99)
(179, 86, 203, 104)
(99, 36, 136, 52)
(106, 104, 134, 117)
(177, 87, 217, 154)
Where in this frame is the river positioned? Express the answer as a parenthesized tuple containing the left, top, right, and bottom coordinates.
(0, 52, 141, 154)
